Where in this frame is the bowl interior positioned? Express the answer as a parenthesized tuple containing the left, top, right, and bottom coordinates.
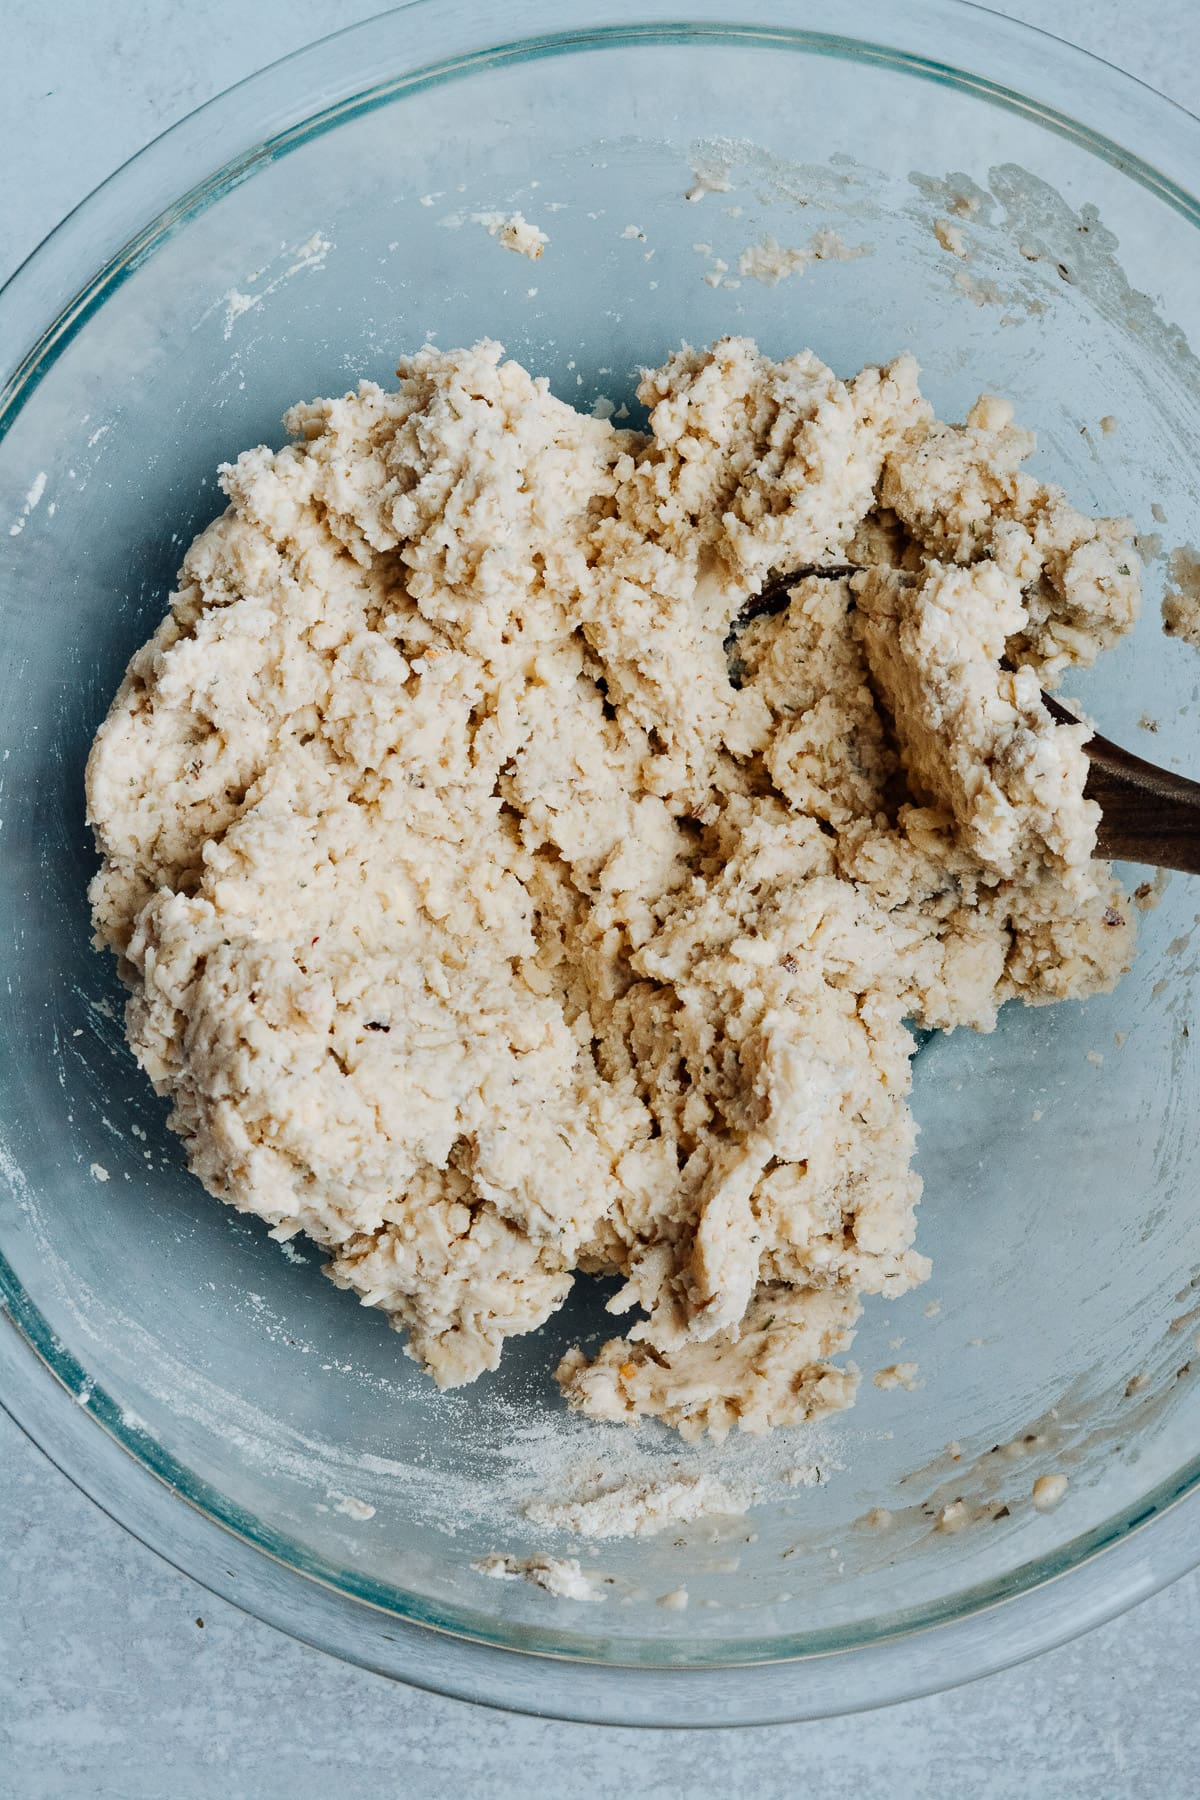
(2, 9, 1200, 1669)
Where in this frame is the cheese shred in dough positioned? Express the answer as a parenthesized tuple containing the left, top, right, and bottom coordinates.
(86, 338, 1139, 1441)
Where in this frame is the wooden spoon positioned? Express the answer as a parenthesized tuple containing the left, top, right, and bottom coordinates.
(1041, 694, 1200, 875)
(731, 569, 1200, 876)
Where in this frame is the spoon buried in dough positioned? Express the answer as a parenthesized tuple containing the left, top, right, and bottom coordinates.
(734, 568, 1200, 877)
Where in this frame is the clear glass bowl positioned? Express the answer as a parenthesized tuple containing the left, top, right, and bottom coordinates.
(2, 0, 1200, 1726)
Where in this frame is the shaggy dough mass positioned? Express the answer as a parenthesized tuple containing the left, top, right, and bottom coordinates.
(87, 338, 1140, 1440)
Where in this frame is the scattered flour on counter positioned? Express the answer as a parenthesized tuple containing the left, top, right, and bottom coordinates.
(656, 1586, 689, 1610)
(1162, 546, 1200, 648)
(738, 229, 869, 285)
(524, 1473, 754, 1540)
(9, 471, 47, 537)
(474, 211, 547, 260)
(473, 1553, 605, 1600)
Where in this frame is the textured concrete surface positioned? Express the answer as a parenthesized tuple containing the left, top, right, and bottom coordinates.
(3, 3, 1199, 1795)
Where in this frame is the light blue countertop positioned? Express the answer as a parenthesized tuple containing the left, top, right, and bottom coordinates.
(3, 4, 1198, 1794)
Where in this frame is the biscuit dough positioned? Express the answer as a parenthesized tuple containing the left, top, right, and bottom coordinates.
(87, 338, 1139, 1440)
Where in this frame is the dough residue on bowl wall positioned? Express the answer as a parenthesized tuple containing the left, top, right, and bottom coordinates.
(472, 1552, 606, 1601)
(737, 228, 869, 285)
(1161, 545, 1200, 648)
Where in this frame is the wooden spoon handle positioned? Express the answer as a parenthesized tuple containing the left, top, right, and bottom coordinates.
(1043, 694, 1200, 875)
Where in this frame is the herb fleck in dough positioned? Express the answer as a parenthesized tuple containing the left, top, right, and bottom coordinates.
(87, 337, 1139, 1441)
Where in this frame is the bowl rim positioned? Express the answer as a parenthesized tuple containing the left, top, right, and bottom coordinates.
(3, 0, 1200, 1724)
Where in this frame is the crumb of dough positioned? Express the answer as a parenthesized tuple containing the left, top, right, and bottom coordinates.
(525, 1473, 752, 1540)
(86, 337, 1140, 1444)
(1152, 502, 1167, 523)
(686, 165, 732, 201)
(621, 224, 646, 240)
(933, 218, 968, 258)
(656, 1586, 689, 1610)
(474, 211, 547, 260)
(473, 1552, 604, 1600)
(89, 1162, 110, 1183)
(1133, 872, 1170, 911)
(953, 268, 1006, 308)
(873, 1362, 920, 1391)
(331, 1493, 375, 1520)
(738, 230, 868, 285)
(1031, 1472, 1069, 1511)
(1162, 545, 1200, 647)
(1100, 415, 1119, 435)
(863, 1507, 894, 1530)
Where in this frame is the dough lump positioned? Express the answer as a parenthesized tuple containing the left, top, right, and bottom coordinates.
(87, 338, 1139, 1439)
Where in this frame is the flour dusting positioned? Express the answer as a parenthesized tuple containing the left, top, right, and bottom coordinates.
(524, 1472, 754, 1540)
(9, 471, 47, 537)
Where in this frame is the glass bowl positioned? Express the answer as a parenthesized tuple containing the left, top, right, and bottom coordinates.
(2, 0, 1200, 1727)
